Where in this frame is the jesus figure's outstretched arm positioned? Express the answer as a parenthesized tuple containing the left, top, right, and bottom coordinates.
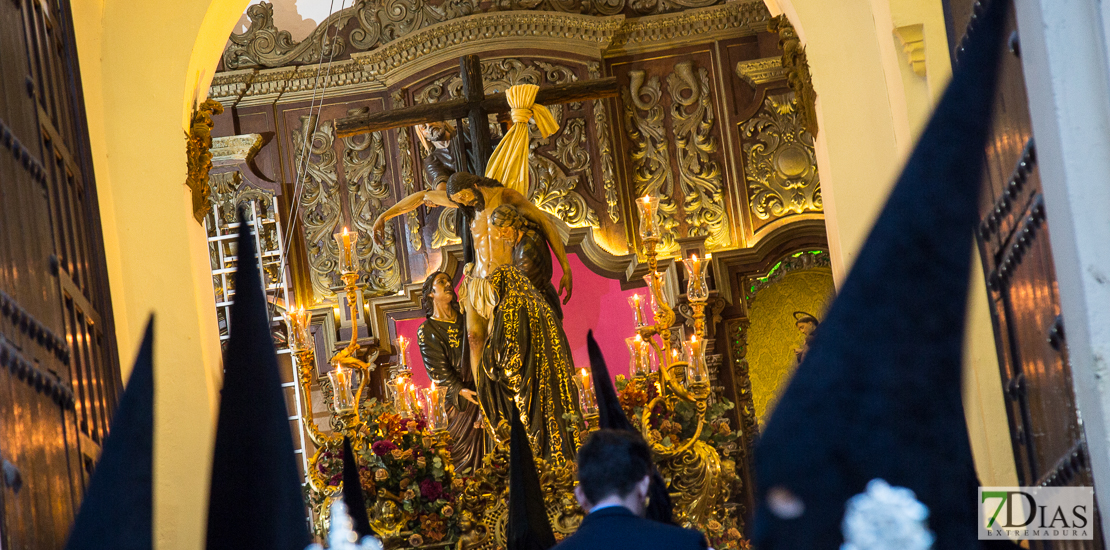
(371, 189, 455, 247)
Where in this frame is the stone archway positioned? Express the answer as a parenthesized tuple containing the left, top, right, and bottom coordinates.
(71, 1, 255, 547)
(67, 0, 1017, 546)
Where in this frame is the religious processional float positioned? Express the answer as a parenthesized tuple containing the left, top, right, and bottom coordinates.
(284, 195, 749, 550)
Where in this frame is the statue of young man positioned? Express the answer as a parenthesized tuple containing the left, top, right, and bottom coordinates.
(371, 172, 573, 381)
(416, 271, 487, 472)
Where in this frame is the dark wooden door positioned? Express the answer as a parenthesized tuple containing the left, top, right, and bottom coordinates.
(0, 0, 121, 547)
(944, 1, 1103, 547)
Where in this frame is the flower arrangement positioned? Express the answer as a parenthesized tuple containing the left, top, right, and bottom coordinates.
(308, 398, 460, 545)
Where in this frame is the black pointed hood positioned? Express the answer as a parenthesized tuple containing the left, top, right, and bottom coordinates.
(586, 331, 674, 524)
(342, 436, 375, 539)
(206, 210, 311, 550)
(65, 318, 155, 550)
(752, 1, 1009, 549)
(507, 405, 557, 550)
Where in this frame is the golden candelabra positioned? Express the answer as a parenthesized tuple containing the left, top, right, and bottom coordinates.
(630, 195, 724, 527)
(284, 227, 451, 496)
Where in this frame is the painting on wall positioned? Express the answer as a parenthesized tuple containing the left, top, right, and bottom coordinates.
(746, 267, 834, 428)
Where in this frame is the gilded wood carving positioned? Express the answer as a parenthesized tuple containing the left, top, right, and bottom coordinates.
(292, 115, 343, 301)
(588, 62, 620, 224)
(186, 99, 224, 224)
(342, 109, 402, 294)
(223, 0, 737, 71)
(739, 92, 822, 222)
(768, 15, 818, 136)
(224, 0, 478, 70)
(668, 61, 729, 249)
(623, 70, 679, 253)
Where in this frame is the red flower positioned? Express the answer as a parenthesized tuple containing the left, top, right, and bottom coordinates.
(372, 440, 398, 456)
(419, 479, 444, 501)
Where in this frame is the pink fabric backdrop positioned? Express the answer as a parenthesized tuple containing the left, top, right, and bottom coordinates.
(394, 253, 641, 391)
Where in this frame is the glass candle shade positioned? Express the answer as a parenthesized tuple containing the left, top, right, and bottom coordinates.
(407, 383, 421, 419)
(283, 307, 312, 351)
(328, 361, 362, 414)
(388, 377, 413, 418)
(683, 336, 709, 387)
(628, 294, 647, 328)
(333, 227, 357, 275)
(643, 272, 670, 317)
(635, 195, 661, 241)
(626, 335, 651, 379)
(683, 253, 710, 302)
(573, 368, 599, 417)
(396, 336, 411, 367)
(422, 384, 449, 433)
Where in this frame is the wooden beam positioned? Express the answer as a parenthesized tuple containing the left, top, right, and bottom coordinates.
(334, 77, 619, 138)
(460, 54, 492, 176)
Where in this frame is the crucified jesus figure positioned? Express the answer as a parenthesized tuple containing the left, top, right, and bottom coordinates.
(370, 172, 574, 384)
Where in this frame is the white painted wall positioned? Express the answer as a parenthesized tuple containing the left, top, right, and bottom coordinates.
(1014, 0, 1110, 538)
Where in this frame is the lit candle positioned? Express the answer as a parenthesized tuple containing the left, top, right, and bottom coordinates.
(683, 253, 710, 302)
(684, 335, 708, 387)
(626, 335, 650, 379)
(396, 335, 410, 367)
(635, 195, 661, 241)
(327, 360, 359, 414)
(628, 294, 646, 327)
(573, 368, 599, 417)
(389, 376, 412, 418)
(283, 307, 312, 351)
(407, 382, 420, 418)
(423, 382, 449, 433)
(333, 226, 357, 274)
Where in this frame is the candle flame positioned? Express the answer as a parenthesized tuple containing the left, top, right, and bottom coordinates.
(634, 334, 642, 342)
(691, 334, 698, 343)
(580, 368, 587, 377)
(342, 226, 349, 236)
(692, 253, 699, 262)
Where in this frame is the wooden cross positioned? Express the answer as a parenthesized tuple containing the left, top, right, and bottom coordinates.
(334, 54, 619, 176)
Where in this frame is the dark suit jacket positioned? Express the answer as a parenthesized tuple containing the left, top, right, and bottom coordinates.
(553, 506, 708, 550)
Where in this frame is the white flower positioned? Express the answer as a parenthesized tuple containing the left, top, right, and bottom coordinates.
(305, 500, 384, 550)
(841, 479, 934, 550)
